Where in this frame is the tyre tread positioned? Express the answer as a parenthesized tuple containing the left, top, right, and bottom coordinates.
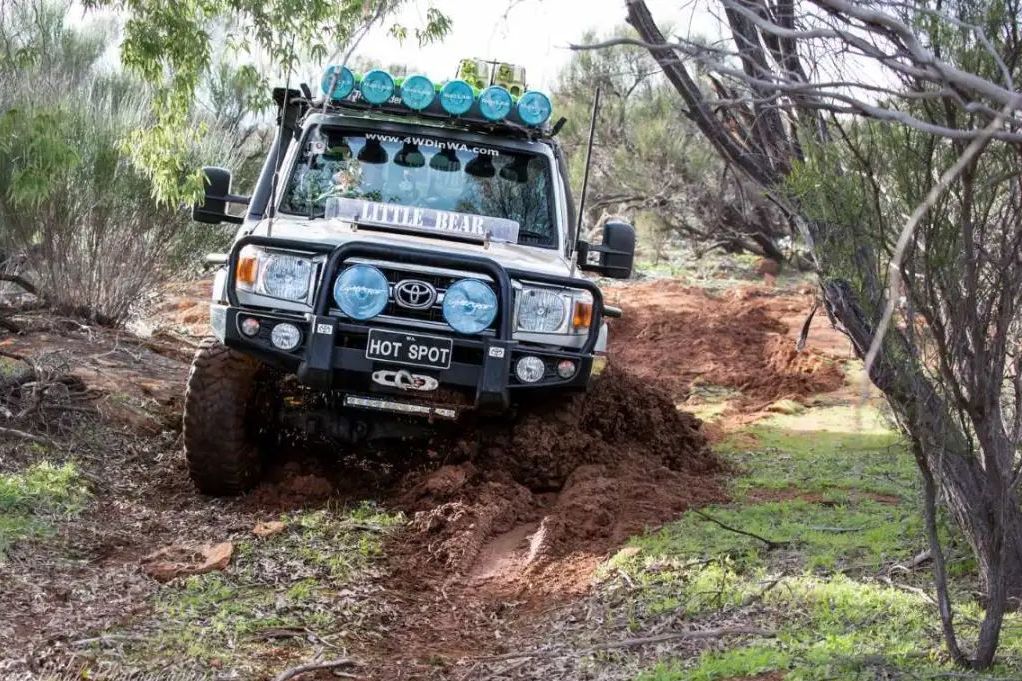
(183, 342, 263, 495)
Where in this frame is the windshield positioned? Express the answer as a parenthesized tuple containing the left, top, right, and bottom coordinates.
(280, 125, 558, 248)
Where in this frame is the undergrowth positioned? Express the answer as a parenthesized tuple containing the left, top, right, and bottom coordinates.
(0, 460, 88, 557)
(614, 405, 1022, 680)
(85, 501, 402, 677)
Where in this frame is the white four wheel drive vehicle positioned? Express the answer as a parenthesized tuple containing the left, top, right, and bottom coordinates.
(184, 61, 635, 495)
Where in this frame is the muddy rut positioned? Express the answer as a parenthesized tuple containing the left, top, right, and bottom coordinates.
(361, 367, 724, 676)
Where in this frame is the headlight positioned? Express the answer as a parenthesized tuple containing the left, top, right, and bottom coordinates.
(235, 247, 315, 302)
(517, 288, 568, 333)
(263, 254, 312, 300)
(334, 264, 389, 320)
(442, 279, 497, 334)
(515, 287, 593, 335)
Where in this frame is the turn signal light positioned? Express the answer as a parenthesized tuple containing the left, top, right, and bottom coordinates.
(572, 300, 593, 330)
(236, 252, 258, 287)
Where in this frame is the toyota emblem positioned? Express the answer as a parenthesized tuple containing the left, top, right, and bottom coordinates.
(394, 279, 438, 310)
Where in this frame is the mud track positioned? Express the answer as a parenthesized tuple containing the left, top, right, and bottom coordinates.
(361, 367, 724, 677)
(606, 281, 845, 406)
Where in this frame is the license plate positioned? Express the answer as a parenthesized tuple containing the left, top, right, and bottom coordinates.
(365, 328, 453, 370)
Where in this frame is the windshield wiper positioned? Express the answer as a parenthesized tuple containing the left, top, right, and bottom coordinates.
(516, 229, 551, 242)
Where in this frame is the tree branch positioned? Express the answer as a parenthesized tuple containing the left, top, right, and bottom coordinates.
(0, 273, 38, 296)
(272, 658, 357, 681)
(692, 509, 790, 549)
(862, 94, 1022, 381)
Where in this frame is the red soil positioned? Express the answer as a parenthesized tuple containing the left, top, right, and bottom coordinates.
(605, 281, 845, 405)
(361, 367, 727, 676)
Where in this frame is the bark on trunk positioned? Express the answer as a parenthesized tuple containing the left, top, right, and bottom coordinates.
(823, 279, 1022, 599)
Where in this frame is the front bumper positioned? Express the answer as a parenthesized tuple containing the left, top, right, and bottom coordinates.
(220, 237, 605, 414)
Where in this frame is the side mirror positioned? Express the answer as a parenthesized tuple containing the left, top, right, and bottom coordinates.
(577, 220, 635, 279)
(192, 166, 248, 225)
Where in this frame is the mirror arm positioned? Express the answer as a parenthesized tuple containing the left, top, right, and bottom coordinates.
(205, 193, 251, 206)
(588, 244, 631, 257)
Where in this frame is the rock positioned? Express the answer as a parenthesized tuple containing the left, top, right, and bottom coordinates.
(141, 541, 234, 582)
(252, 520, 286, 538)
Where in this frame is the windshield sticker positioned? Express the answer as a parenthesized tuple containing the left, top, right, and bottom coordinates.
(364, 132, 500, 157)
(326, 197, 520, 243)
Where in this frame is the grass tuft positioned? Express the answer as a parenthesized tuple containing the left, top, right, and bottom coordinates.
(0, 461, 88, 556)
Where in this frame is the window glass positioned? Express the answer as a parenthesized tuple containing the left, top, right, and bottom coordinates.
(281, 126, 557, 248)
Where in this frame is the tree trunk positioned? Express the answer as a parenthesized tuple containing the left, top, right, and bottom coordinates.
(823, 278, 1022, 599)
(626, 0, 1022, 599)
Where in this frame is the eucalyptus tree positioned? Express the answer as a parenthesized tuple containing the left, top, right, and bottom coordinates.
(599, 0, 1022, 667)
(0, 0, 448, 321)
(554, 27, 790, 263)
(30, 0, 449, 204)
(0, 2, 255, 322)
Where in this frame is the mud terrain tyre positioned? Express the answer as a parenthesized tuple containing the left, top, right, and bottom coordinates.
(183, 343, 275, 495)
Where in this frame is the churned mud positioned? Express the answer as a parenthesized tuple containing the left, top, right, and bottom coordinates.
(358, 367, 726, 677)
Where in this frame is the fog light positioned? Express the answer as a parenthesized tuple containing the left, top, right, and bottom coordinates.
(556, 359, 577, 379)
(240, 317, 260, 337)
(515, 356, 545, 383)
(270, 323, 301, 350)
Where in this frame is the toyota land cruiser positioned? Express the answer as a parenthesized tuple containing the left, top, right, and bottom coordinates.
(184, 61, 635, 495)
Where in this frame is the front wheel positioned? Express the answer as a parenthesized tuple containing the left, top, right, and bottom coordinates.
(183, 343, 275, 495)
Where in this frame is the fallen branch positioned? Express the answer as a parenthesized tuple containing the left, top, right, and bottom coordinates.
(692, 510, 789, 549)
(272, 658, 358, 681)
(478, 658, 529, 681)
(0, 348, 28, 362)
(0, 426, 52, 446)
(807, 525, 867, 533)
(339, 520, 392, 533)
(0, 273, 39, 296)
(887, 549, 932, 575)
(0, 315, 20, 333)
(71, 633, 148, 647)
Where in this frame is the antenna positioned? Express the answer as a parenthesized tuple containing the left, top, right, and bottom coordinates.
(267, 34, 297, 238)
(573, 87, 601, 258)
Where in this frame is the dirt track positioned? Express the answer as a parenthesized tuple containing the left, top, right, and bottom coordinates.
(0, 278, 848, 679)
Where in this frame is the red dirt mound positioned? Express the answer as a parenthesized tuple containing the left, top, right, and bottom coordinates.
(606, 281, 844, 405)
(394, 368, 721, 579)
(366, 367, 726, 674)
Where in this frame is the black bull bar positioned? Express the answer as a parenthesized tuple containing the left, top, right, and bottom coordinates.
(225, 236, 605, 410)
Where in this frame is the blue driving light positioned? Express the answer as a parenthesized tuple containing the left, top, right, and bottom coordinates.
(401, 74, 435, 110)
(442, 279, 497, 334)
(322, 65, 355, 100)
(439, 79, 474, 116)
(334, 265, 389, 320)
(479, 86, 513, 121)
(359, 69, 395, 105)
(517, 90, 552, 126)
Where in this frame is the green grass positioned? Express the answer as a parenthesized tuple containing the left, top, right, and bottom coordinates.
(101, 501, 402, 676)
(639, 646, 791, 681)
(0, 460, 88, 557)
(720, 406, 914, 499)
(611, 404, 1022, 681)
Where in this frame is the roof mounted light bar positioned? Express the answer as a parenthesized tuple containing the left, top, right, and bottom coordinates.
(319, 65, 553, 130)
